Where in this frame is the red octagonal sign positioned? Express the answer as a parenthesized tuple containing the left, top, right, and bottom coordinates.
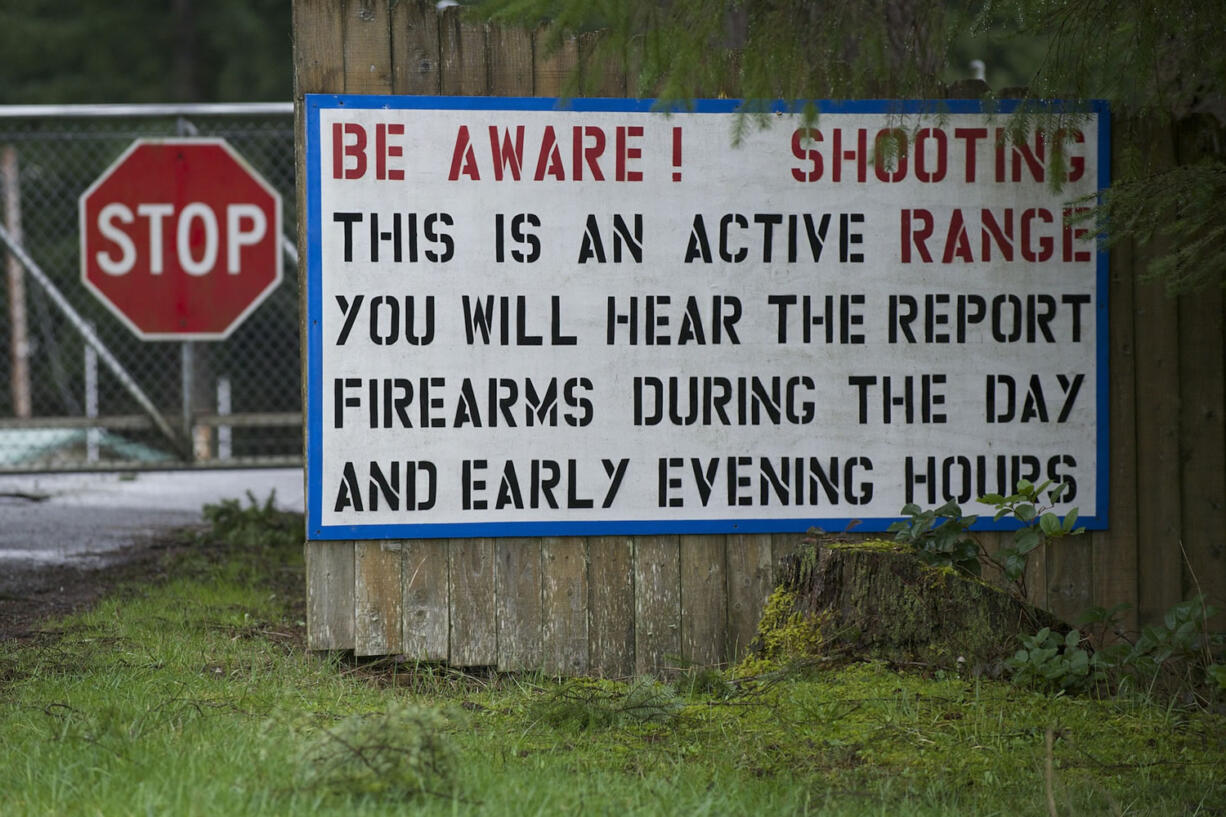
(80, 138, 283, 340)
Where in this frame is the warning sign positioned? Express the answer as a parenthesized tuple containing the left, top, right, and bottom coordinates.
(303, 96, 1108, 540)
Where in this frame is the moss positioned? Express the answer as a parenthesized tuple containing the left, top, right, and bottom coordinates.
(734, 587, 829, 677)
(824, 538, 902, 553)
(751, 541, 1066, 676)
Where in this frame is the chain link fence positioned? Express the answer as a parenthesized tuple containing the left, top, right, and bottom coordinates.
(0, 104, 300, 471)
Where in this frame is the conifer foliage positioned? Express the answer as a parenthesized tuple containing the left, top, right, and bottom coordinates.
(477, 0, 1226, 290)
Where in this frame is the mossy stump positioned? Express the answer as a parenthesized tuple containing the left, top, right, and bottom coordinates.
(762, 541, 1067, 675)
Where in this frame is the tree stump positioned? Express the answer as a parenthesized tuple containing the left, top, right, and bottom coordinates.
(760, 540, 1068, 676)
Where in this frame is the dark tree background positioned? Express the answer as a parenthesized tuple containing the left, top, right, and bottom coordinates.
(0, 0, 292, 103)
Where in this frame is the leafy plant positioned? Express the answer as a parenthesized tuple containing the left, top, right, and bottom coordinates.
(1049, 597, 1226, 706)
(1074, 602, 1133, 647)
(888, 501, 981, 576)
(979, 479, 1084, 595)
(1006, 627, 1106, 694)
(1209, 663, 1226, 694)
(890, 479, 1083, 597)
(201, 490, 304, 549)
(1103, 596, 1226, 706)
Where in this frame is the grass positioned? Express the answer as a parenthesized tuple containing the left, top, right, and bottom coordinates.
(0, 502, 1222, 816)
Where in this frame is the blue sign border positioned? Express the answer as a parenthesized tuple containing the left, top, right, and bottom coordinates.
(304, 94, 1110, 540)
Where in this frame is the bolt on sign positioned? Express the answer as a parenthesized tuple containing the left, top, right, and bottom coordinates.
(80, 138, 283, 340)
(303, 96, 1109, 540)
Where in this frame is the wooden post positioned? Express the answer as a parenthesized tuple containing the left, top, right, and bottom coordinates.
(2, 146, 31, 418)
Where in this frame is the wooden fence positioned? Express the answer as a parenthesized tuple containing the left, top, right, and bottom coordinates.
(294, 0, 1226, 670)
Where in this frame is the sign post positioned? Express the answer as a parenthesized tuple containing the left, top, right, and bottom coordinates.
(303, 96, 1108, 541)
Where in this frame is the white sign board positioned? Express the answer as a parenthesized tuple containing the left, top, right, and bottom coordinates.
(304, 96, 1108, 540)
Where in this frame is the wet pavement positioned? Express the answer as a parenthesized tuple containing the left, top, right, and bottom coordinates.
(0, 468, 304, 567)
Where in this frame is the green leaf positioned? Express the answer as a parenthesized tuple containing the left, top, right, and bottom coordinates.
(1040, 513, 1061, 536)
(1075, 606, 1108, 626)
(1004, 553, 1026, 581)
(1065, 629, 1081, 649)
(1062, 507, 1079, 532)
(1014, 503, 1037, 522)
(978, 493, 1005, 505)
(935, 501, 962, 517)
(1014, 527, 1041, 554)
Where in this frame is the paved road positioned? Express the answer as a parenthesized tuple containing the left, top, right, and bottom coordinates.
(0, 469, 304, 567)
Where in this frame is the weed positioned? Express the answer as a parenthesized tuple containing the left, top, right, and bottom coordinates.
(672, 665, 735, 699)
(530, 677, 684, 730)
(299, 704, 457, 799)
(200, 490, 304, 549)
(891, 479, 1084, 599)
(888, 500, 982, 576)
(1005, 627, 1107, 695)
(1098, 596, 1225, 707)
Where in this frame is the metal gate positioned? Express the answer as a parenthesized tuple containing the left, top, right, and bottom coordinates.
(0, 103, 300, 472)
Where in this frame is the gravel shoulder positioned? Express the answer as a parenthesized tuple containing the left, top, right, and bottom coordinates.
(0, 533, 192, 642)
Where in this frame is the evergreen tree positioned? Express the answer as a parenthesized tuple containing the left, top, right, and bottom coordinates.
(0, 0, 292, 104)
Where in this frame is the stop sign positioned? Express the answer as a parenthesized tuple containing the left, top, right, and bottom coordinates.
(80, 138, 283, 340)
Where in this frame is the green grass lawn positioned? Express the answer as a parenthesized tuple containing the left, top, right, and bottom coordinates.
(1, 508, 1222, 817)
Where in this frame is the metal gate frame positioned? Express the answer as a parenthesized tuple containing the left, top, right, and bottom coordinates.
(0, 103, 301, 472)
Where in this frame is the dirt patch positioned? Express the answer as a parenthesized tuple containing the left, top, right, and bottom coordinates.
(0, 535, 191, 643)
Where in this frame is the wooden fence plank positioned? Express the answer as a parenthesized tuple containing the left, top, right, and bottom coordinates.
(725, 533, 775, 660)
(440, 8, 488, 94)
(634, 536, 681, 676)
(338, 0, 399, 656)
(1131, 122, 1185, 626)
(1095, 224, 1140, 638)
(294, 0, 346, 96)
(1135, 279, 1184, 624)
(532, 31, 578, 97)
(449, 538, 497, 666)
(354, 541, 403, 655)
(391, 0, 440, 94)
(1045, 537, 1093, 624)
(402, 539, 449, 661)
(587, 535, 635, 678)
(1025, 532, 1049, 611)
(1179, 283, 1226, 629)
(541, 538, 589, 675)
(341, 0, 392, 93)
(578, 31, 626, 97)
(680, 535, 727, 667)
(296, 1, 348, 652)
(771, 532, 803, 572)
(496, 538, 543, 671)
(306, 541, 355, 650)
(487, 24, 534, 96)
